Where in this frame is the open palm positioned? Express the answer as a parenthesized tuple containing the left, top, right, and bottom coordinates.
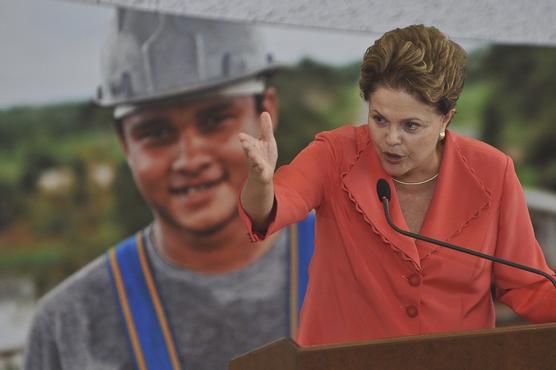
(239, 112, 278, 184)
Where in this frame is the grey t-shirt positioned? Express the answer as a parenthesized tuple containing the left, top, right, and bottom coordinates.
(23, 227, 289, 370)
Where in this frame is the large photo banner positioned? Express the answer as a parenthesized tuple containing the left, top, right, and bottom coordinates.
(1, 1, 556, 369)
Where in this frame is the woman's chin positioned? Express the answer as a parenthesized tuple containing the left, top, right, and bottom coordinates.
(382, 164, 407, 179)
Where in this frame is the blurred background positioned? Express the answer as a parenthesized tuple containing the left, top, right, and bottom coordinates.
(2, 0, 556, 368)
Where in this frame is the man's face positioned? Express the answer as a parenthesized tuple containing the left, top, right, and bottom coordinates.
(119, 92, 276, 236)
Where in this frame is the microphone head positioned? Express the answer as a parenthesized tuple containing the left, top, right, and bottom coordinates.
(376, 179, 391, 201)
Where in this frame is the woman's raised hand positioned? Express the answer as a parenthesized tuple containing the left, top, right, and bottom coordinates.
(238, 112, 278, 185)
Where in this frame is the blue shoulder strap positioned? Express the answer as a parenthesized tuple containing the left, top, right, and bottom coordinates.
(106, 233, 183, 370)
(288, 212, 316, 336)
(107, 216, 316, 363)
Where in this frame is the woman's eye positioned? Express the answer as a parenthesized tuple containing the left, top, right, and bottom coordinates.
(373, 115, 386, 125)
(404, 122, 420, 132)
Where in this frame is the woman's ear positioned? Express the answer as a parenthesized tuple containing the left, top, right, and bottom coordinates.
(443, 108, 456, 131)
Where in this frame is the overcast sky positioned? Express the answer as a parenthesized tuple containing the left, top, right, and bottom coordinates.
(0, 0, 108, 108)
(0, 0, 482, 109)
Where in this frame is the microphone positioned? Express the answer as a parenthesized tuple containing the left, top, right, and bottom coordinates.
(376, 178, 556, 289)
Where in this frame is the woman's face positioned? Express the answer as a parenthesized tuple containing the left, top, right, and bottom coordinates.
(367, 86, 453, 182)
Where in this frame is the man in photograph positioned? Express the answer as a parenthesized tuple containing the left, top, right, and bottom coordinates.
(24, 8, 313, 370)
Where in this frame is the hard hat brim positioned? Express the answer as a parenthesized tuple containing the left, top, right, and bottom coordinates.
(96, 64, 285, 108)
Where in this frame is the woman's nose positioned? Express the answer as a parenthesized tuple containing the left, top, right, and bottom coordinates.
(385, 126, 402, 146)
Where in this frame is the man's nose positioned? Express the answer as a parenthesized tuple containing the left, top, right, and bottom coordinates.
(171, 132, 212, 174)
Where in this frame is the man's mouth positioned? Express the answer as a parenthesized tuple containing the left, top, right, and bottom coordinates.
(169, 177, 225, 200)
(171, 182, 218, 195)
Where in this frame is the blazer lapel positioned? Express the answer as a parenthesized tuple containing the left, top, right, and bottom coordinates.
(419, 131, 491, 259)
(341, 126, 421, 270)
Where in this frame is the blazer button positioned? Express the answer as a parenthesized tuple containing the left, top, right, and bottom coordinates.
(406, 305, 418, 318)
(408, 273, 421, 287)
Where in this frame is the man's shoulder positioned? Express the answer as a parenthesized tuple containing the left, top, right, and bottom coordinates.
(35, 253, 112, 318)
(36, 233, 142, 316)
(25, 248, 134, 369)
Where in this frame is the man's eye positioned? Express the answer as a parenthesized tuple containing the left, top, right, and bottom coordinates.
(200, 114, 233, 132)
(156, 127, 173, 137)
(139, 126, 175, 141)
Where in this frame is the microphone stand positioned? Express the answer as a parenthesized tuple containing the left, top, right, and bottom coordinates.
(380, 196, 556, 289)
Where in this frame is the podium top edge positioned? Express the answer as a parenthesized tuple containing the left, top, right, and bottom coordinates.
(298, 322, 556, 352)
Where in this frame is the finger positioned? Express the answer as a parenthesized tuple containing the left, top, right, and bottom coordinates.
(241, 142, 262, 163)
(238, 132, 257, 143)
(241, 141, 262, 165)
(254, 164, 265, 174)
(240, 142, 252, 159)
(259, 112, 275, 141)
(239, 134, 260, 152)
(246, 149, 268, 169)
(239, 138, 252, 156)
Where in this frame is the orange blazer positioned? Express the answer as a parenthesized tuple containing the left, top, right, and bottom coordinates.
(240, 124, 556, 346)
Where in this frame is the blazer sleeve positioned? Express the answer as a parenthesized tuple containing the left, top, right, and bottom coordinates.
(239, 131, 336, 241)
(494, 156, 556, 322)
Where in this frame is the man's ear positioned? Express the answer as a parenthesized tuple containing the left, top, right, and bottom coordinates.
(261, 87, 278, 131)
(114, 120, 130, 158)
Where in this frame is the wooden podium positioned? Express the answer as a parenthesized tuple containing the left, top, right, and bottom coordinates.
(229, 323, 556, 370)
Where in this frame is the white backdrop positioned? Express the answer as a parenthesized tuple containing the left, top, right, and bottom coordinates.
(67, 0, 556, 46)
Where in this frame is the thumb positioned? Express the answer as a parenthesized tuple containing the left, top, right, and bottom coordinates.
(259, 112, 275, 141)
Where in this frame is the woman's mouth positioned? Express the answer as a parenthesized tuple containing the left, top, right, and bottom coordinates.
(383, 152, 404, 164)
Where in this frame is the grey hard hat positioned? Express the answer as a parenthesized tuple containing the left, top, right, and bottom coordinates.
(96, 8, 279, 107)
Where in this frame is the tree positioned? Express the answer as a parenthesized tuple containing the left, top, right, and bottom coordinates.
(476, 45, 556, 188)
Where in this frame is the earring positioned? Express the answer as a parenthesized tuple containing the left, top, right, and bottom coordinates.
(439, 131, 446, 140)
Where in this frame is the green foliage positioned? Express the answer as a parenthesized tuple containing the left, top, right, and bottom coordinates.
(0, 180, 22, 230)
(0, 60, 362, 292)
(0, 101, 126, 292)
(111, 161, 152, 236)
(273, 59, 362, 164)
(6, 48, 556, 293)
(468, 45, 556, 188)
(450, 81, 493, 136)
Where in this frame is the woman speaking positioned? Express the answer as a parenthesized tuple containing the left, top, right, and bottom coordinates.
(238, 24, 556, 346)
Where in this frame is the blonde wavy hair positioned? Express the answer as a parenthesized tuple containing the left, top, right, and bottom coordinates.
(359, 25, 466, 114)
